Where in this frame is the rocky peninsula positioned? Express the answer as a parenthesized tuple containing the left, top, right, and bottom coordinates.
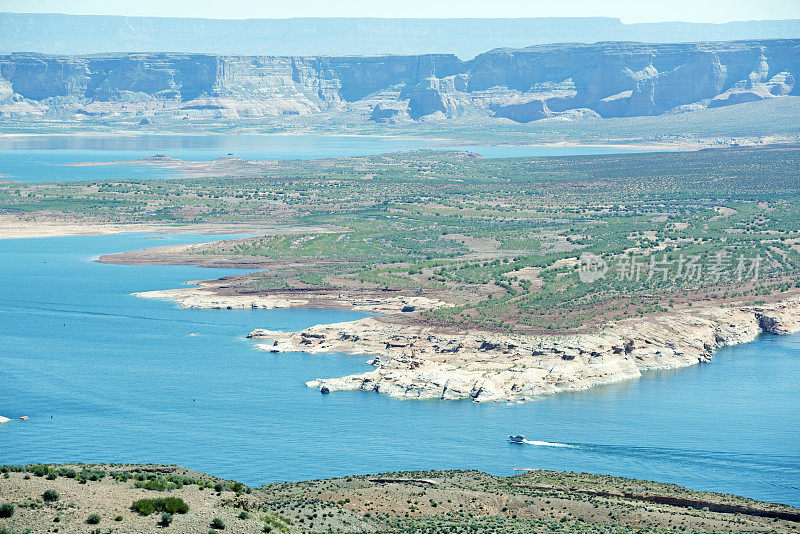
(244, 295, 800, 402)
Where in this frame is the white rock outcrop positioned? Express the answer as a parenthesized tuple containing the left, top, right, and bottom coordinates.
(249, 297, 800, 403)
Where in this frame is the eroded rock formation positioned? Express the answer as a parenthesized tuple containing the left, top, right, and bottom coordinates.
(248, 297, 800, 402)
(1, 40, 798, 121)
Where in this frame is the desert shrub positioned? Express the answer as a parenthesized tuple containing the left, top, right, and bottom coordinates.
(114, 515, 123, 521)
(134, 479, 168, 492)
(56, 467, 77, 478)
(167, 474, 197, 487)
(29, 464, 50, 477)
(42, 490, 59, 502)
(160, 512, 173, 526)
(76, 469, 105, 482)
(160, 497, 189, 515)
(86, 513, 101, 524)
(263, 514, 290, 532)
(131, 497, 189, 516)
(110, 471, 131, 482)
(210, 517, 225, 529)
(238, 510, 251, 520)
(0, 503, 14, 518)
(131, 499, 156, 516)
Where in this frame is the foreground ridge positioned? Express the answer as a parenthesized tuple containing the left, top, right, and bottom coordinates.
(0, 464, 798, 533)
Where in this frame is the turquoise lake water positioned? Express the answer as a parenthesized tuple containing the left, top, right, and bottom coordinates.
(0, 233, 798, 506)
(0, 134, 651, 182)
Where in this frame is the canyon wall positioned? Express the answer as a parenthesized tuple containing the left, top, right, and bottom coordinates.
(1, 39, 798, 123)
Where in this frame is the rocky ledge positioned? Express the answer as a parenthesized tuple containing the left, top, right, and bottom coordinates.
(134, 282, 447, 314)
(248, 297, 800, 402)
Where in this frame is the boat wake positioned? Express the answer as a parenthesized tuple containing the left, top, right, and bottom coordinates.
(521, 440, 574, 448)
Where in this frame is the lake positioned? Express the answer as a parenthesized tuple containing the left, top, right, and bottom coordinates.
(1, 233, 798, 506)
(0, 134, 653, 182)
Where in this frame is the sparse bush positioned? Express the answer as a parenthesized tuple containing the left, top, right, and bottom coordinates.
(160, 512, 173, 526)
(0, 503, 14, 518)
(56, 468, 77, 479)
(210, 517, 226, 529)
(42, 490, 59, 503)
(160, 497, 189, 515)
(131, 497, 189, 516)
(76, 469, 105, 482)
(134, 479, 168, 491)
(86, 513, 101, 524)
(29, 464, 51, 477)
(131, 499, 156, 516)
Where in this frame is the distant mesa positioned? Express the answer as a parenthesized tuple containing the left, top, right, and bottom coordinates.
(0, 40, 797, 124)
(2, 13, 800, 58)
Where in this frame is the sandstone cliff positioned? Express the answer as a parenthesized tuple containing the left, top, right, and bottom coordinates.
(1, 40, 798, 122)
(247, 297, 800, 402)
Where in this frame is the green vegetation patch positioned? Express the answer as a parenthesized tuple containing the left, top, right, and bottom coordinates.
(131, 496, 189, 516)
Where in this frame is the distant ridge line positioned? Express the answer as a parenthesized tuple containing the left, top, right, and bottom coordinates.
(2, 12, 800, 58)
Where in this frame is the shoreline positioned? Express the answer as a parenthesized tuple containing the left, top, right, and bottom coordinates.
(134, 274, 800, 403)
(7, 224, 798, 404)
(134, 281, 447, 314)
(0, 216, 279, 240)
(247, 297, 800, 402)
(3, 129, 796, 154)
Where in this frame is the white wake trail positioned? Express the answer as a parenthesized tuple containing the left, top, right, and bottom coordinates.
(522, 440, 574, 448)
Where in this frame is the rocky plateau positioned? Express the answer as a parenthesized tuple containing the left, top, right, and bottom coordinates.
(1, 39, 798, 123)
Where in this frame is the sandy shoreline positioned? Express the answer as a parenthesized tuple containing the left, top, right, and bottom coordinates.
(134, 281, 448, 314)
(0, 216, 272, 240)
(4, 129, 791, 155)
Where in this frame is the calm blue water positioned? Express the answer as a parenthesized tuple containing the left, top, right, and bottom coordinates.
(0, 134, 651, 182)
(1, 233, 798, 506)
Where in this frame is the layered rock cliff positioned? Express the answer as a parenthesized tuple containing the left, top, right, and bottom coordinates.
(248, 297, 800, 402)
(1, 39, 798, 122)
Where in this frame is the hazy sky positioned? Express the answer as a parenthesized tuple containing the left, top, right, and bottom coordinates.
(1, 0, 799, 23)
